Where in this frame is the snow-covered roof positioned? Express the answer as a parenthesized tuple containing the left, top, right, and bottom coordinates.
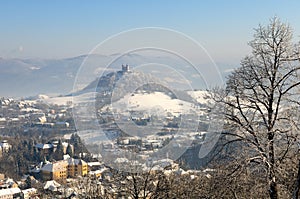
(87, 162, 102, 167)
(151, 165, 164, 171)
(40, 163, 54, 172)
(63, 154, 71, 160)
(114, 157, 129, 163)
(10, 118, 19, 121)
(22, 188, 37, 195)
(44, 180, 61, 191)
(41, 158, 87, 172)
(41, 161, 67, 172)
(0, 187, 21, 196)
(62, 142, 69, 147)
(5, 178, 15, 186)
(35, 143, 53, 149)
(56, 122, 69, 125)
(89, 168, 108, 176)
(0, 141, 11, 149)
(20, 107, 40, 113)
(153, 158, 174, 167)
(29, 165, 41, 173)
(67, 158, 87, 166)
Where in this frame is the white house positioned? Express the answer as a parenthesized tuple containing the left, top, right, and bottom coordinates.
(22, 188, 37, 199)
(0, 140, 12, 157)
(0, 187, 22, 199)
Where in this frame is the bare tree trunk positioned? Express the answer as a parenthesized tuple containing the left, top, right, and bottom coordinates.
(268, 137, 278, 199)
(269, 179, 278, 199)
(293, 159, 300, 199)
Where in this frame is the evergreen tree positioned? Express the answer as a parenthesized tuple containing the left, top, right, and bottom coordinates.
(25, 176, 31, 189)
(70, 133, 88, 156)
(53, 140, 64, 160)
(66, 144, 73, 157)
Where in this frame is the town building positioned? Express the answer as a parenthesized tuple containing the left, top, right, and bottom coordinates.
(0, 141, 12, 157)
(0, 118, 6, 127)
(67, 158, 88, 178)
(0, 187, 22, 199)
(40, 158, 87, 181)
(0, 141, 11, 153)
(121, 64, 130, 73)
(40, 161, 68, 181)
(22, 188, 37, 199)
(0, 178, 18, 190)
(34, 143, 53, 155)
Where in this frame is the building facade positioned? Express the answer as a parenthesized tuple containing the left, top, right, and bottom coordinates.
(0, 141, 12, 158)
(40, 161, 68, 181)
(0, 188, 22, 199)
(41, 158, 87, 181)
(67, 158, 88, 178)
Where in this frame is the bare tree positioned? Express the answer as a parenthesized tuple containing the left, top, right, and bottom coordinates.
(214, 17, 300, 199)
(109, 166, 163, 199)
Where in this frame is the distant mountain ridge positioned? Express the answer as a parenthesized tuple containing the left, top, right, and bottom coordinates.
(0, 54, 113, 97)
(0, 54, 233, 97)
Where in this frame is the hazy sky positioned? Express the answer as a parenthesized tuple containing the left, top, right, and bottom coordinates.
(1, 0, 300, 64)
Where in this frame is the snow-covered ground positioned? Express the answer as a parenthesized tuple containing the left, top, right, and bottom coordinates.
(35, 90, 211, 118)
(41, 92, 97, 105)
(187, 90, 212, 104)
(111, 91, 198, 117)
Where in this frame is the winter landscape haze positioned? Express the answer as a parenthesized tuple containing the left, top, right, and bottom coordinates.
(1, 1, 300, 199)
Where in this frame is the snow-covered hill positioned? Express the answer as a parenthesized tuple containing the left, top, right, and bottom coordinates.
(39, 66, 212, 112)
(109, 90, 211, 118)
